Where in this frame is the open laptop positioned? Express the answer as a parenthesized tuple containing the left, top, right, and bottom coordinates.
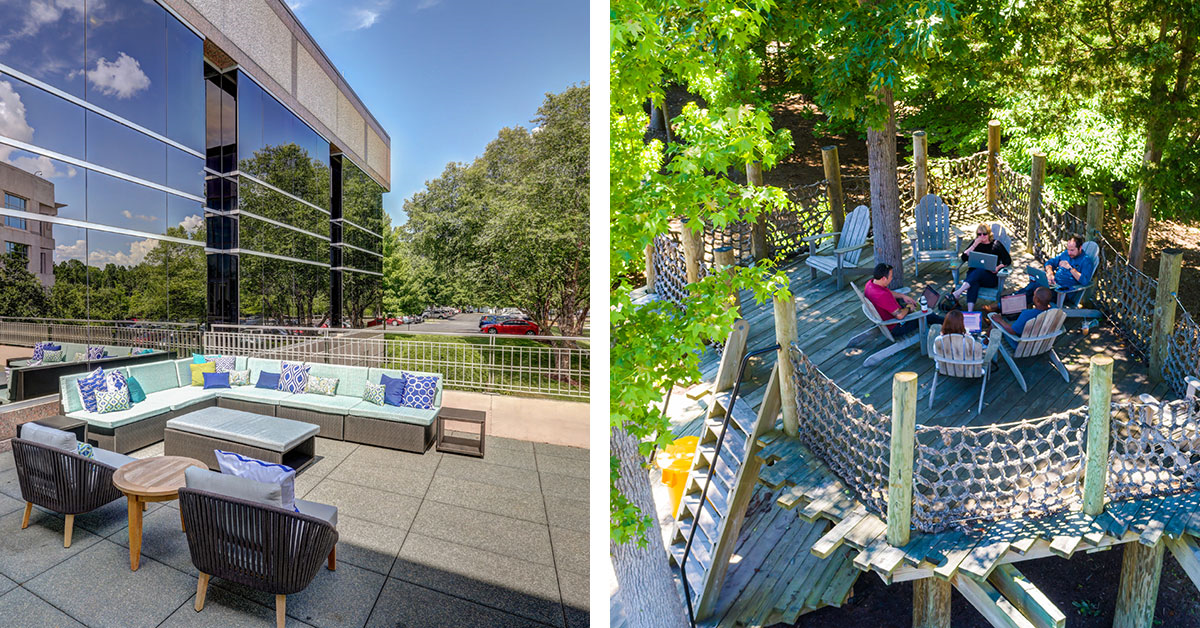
(922, 285, 940, 308)
(1026, 265, 1052, 288)
(962, 311, 983, 334)
(1000, 293, 1026, 316)
(968, 251, 998, 272)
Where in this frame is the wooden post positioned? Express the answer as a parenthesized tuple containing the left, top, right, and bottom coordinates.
(986, 120, 1001, 211)
(1149, 249, 1183, 383)
(913, 578, 952, 628)
(821, 146, 845, 233)
(1082, 354, 1113, 516)
(1114, 540, 1165, 628)
(913, 131, 928, 202)
(713, 246, 740, 313)
(1028, 152, 1046, 248)
(773, 286, 800, 437)
(678, 219, 703, 285)
(1086, 192, 1105, 242)
(644, 242, 656, 293)
(746, 162, 769, 261)
(887, 371, 917, 547)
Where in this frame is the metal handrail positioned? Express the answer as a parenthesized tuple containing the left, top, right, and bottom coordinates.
(680, 342, 780, 628)
(0, 316, 199, 328)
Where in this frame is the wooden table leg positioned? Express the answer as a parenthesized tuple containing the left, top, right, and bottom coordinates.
(127, 495, 143, 571)
(180, 507, 186, 532)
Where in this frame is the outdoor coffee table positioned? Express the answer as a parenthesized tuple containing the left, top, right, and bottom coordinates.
(436, 407, 487, 457)
(163, 407, 319, 471)
(112, 455, 206, 571)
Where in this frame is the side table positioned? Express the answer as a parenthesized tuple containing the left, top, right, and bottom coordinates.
(436, 408, 486, 457)
(21, 415, 87, 443)
(112, 455, 206, 570)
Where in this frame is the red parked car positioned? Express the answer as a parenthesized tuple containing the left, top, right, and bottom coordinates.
(481, 319, 540, 335)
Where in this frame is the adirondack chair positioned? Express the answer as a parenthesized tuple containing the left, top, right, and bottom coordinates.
(1052, 240, 1100, 308)
(929, 333, 1000, 414)
(907, 194, 962, 283)
(851, 281, 931, 367)
(804, 204, 871, 290)
(960, 222, 1014, 304)
(987, 309, 1069, 392)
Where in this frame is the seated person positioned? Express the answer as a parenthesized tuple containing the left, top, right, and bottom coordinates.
(1017, 234, 1095, 306)
(950, 223, 1011, 312)
(990, 287, 1053, 348)
(929, 310, 999, 365)
(865, 263, 944, 336)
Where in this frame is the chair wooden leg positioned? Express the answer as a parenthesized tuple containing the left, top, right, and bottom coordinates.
(929, 372, 938, 409)
(1049, 350, 1070, 383)
(21, 502, 32, 529)
(998, 346, 1027, 392)
(195, 573, 210, 611)
(63, 514, 74, 548)
(328, 545, 336, 571)
(276, 594, 286, 628)
(978, 372, 988, 414)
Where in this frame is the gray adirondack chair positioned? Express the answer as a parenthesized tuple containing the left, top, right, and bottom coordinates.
(1053, 240, 1100, 308)
(988, 308, 1069, 392)
(851, 281, 931, 367)
(929, 332, 1000, 414)
(804, 204, 871, 289)
(963, 222, 1013, 304)
(907, 194, 962, 283)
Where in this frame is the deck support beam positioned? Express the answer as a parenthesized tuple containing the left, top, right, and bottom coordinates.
(913, 577, 952, 628)
(1083, 354, 1114, 516)
(886, 371, 917, 547)
(1114, 540, 1165, 628)
(1149, 249, 1182, 383)
(644, 243, 656, 293)
(678, 219, 703, 285)
(713, 246, 740, 314)
(773, 286, 800, 436)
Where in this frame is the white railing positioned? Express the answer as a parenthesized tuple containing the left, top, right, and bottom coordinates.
(0, 317, 202, 356)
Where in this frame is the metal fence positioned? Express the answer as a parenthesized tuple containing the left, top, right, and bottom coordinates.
(0, 317, 202, 356)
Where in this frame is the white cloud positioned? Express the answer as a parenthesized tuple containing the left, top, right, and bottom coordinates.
(86, 52, 150, 99)
(178, 214, 204, 234)
(54, 238, 86, 263)
(286, 0, 307, 10)
(86, 237, 160, 267)
(415, 0, 442, 8)
(120, 209, 158, 223)
(7, 154, 76, 179)
(352, 8, 380, 29)
(0, 80, 76, 179)
(17, 1, 87, 39)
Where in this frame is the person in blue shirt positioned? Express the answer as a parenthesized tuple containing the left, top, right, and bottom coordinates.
(1017, 234, 1095, 306)
(990, 287, 1052, 348)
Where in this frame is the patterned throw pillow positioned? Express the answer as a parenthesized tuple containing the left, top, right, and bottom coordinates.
(43, 349, 65, 363)
(87, 346, 106, 360)
(278, 362, 310, 394)
(94, 389, 130, 414)
(31, 341, 49, 362)
(72, 352, 86, 362)
(105, 369, 127, 393)
(213, 355, 236, 373)
(76, 368, 106, 413)
(305, 376, 338, 396)
(362, 382, 386, 405)
(399, 374, 439, 409)
(76, 442, 94, 458)
(229, 369, 251, 386)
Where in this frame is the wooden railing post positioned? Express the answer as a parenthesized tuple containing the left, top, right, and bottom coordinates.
(1086, 192, 1105, 242)
(1149, 249, 1183, 383)
(821, 146, 845, 233)
(678, 219, 703, 285)
(746, 162, 769, 261)
(986, 120, 1001, 211)
(1028, 151, 1046, 247)
(913, 131, 928, 201)
(773, 286, 799, 437)
(713, 246, 740, 313)
(887, 371, 917, 547)
(1114, 540, 1166, 628)
(1082, 354, 1113, 516)
(644, 242, 656, 293)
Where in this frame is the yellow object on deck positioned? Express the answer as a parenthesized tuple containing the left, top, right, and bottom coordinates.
(655, 436, 699, 515)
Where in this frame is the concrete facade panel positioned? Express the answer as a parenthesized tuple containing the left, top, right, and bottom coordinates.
(367, 127, 388, 180)
(296, 45, 338, 137)
(337, 91, 366, 156)
(221, 0, 293, 93)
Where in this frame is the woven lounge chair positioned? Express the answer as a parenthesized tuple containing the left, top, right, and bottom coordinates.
(804, 204, 872, 289)
(908, 194, 963, 283)
(987, 308, 1069, 392)
(929, 332, 1001, 414)
(851, 281, 932, 368)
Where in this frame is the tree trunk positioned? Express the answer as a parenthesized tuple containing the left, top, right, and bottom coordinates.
(610, 426, 689, 628)
(866, 87, 903, 288)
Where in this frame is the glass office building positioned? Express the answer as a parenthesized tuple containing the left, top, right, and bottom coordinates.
(0, 0, 386, 326)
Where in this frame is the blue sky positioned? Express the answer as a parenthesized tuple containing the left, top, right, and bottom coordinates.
(286, 0, 590, 226)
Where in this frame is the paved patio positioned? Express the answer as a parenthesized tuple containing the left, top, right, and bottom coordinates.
(0, 435, 589, 627)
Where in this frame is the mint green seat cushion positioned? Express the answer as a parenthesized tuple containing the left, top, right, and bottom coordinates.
(367, 367, 444, 409)
(216, 387, 294, 404)
(348, 400, 438, 426)
(155, 387, 219, 410)
(106, 346, 132, 356)
(69, 397, 172, 429)
(128, 361, 185, 395)
(277, 393, 362, 414)
(305, 363, 368, 399)
(246, 357, 282, 384)
(172, 358, 197, 386)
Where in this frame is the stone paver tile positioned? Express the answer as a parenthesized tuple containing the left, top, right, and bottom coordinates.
(0, 573, 14, 597)
(425, 474, 546, 525)
(533, 442, 587, 461)
(0, 587, 86, 628)
(343, 444, 442, 472)
(535, 453, 588, 479)
(559, 570, 589, 628)
(129, 441, 165, 459)
(312, 437, 359, 466)
(0, 466, 22, 500)
(474, 445, 537, 470)
(368, 577, 551, 628)
(539, 472, 588, 500)
(0, 451, 13, 471)
(393, 532, 563, 627)
(107, 505, 199, 576)
(550, 526, 588, 577)
(329, 514, 407, 575)
(412, 500, 553, 566)
(162, 586, 316, 627)
(0, 508, 102, 583)
(216, 559, 385, 628)
(76, 496, 164, 538)
(325, 456, 435, 499)
(487, 436, 535, 453)
(0, 491, 24, 517)
(302, 478, 422, 530)
(24, 540, 195, 628)
(435, 455, 541, 492)
(544, 495, 588, 533)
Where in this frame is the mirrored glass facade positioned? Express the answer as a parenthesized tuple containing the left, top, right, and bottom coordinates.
(0, 0, 386, 327)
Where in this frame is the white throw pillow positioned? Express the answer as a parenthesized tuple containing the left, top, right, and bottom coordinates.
(214, 450, 297, 511)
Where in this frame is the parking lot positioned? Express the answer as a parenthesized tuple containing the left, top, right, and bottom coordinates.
(384, 313, 489, 335)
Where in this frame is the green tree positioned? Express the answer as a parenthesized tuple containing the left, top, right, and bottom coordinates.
(383, 222, 428, 315)
(0, 251, 49, 318)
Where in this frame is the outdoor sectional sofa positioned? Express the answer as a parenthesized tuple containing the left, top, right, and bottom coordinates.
(58, 357, 444, 455)
(4, 344, 169, 403)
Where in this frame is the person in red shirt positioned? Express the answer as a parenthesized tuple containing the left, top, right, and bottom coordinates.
(864, 263, 943, 335)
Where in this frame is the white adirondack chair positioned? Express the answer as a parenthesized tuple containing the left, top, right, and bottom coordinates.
(851, 281, 931, 367)
(1052, 240, 1101, 308)
(804, 204, 872, 290)
(929, 333, 1000, 414)
(907, 194, 962, 283)
(961, 222, 1014, 304)
(988, 308, 1069, 392)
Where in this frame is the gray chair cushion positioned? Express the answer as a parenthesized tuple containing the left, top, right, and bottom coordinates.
(184, 467, 283, 509)
(20, 423, 77, 451)
(91, 447, 136, 468)
(294, 498, 337, 527)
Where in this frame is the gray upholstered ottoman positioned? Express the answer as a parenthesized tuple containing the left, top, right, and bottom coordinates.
(163, 407, 319, 471)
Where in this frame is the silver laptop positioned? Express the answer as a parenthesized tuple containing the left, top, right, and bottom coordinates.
(1000, 293, 1026, 316)
(968, 251, 998, 272)
(1026, 265, 1051, 287)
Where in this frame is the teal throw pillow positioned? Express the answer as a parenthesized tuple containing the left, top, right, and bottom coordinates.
(126, 376, 147, 404)
(363, 382, 386, 405)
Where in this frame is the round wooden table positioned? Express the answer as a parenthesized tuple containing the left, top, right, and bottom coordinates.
(112, 455, 206, 571)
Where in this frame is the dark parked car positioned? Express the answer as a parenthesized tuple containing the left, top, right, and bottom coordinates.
(481, 319, 540, 335)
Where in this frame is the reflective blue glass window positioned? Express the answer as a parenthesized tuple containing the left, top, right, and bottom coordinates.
(236, 76, 263, 165)
(85, 0, 167, 134)
(166, 234, 206, 322)
(0, 1, 85, 97)
(0, 144, 86, 221)
(165, 16, 204, 152)
(167, 147, 204, 197)
(50, 224, 88, 318)
(4, 216, 25, 230)
(4, 194, 25, 211)
(87, 229, 167, 320)
(86, 170, 167, 235)
(342, 159, 384, 233)
(167, 195, 205, 240)
(0, 73, 85, 159)
(85, 111, 166, 184)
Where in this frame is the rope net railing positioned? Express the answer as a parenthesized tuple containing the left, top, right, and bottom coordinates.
(1108, 399, 1200, 501)
(651, 232, 692, 308)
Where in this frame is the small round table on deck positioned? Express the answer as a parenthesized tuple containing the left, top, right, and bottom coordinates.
(112, 456, 206, 571)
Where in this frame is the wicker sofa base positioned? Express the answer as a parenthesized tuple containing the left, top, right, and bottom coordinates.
(344, 414, 434, 453)
(164, 427, 316, 471)
(275, 405, 344, 440)
(86, 398, 219, 454)
(216, 397, 278, 416)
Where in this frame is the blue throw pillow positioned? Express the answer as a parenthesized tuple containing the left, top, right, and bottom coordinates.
(75, 367, 106, 413)
(126, 376, 146, 404)
(45, 343, 61, 352)
(380, 373, 406, 407)
(278, 362, 310, 393)
(400, 374, 439, 409)
(203, 371, 230, 389)
(256, 371, 281, 389)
